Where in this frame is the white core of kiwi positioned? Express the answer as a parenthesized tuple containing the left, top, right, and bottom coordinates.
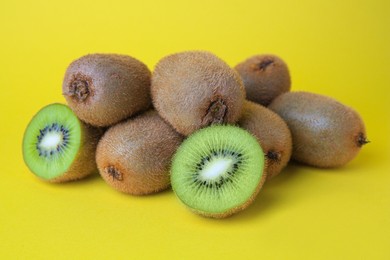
(200, 158, 234, 181)
(39, 132, 63, 150)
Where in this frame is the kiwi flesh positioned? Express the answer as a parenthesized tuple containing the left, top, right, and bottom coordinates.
(96, 110, 183, 195)
(235, 54, 291, 106)
(171, 125, 266, 218)
(63, 54, 151, 127)
(151, 51, 245, 136)
(268, 91, 368, 167)
(239, 101, 292, 179)
(22, 103, 101, 182)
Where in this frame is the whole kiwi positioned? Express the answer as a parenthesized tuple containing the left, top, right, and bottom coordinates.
(96, 110, 183, 195)
(151, 51, 245, 136)
(235, 54, 291, 106)
(63, 54, 151, 127)
(238, 101, 292, 179)
(268, 91, 368, 167)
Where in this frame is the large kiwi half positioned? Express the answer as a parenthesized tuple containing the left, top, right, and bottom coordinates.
(269, 91, 368, 167)
(96, 110, 183, 195)
(22, 103, 101, 182)
(63, 54, 151, 127)
(239, 101, 292, 179)
(151, 51, 245, 136)
(235, 54, 291, 106)
(171, 125, 266, 218)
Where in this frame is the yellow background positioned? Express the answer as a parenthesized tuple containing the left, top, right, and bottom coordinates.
(1, 0, 389, 259)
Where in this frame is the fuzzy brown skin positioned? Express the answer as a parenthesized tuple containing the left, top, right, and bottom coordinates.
(151, 51, 245, 136)
(268, 92, 368, 168)
(63, 54, 151, 127)
(235, 54, 291, 106)
(239, 101, 292, 180)
(50, 123, 103, 183)
(96, 110, 184, 195)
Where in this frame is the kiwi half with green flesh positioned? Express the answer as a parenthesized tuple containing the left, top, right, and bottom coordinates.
(239, 101, 292, 179)
(151, 51, 245, 136)
(235, 54, 291, 106)
(63, 54, 151, 127)
(22, 103, 101, 182)
(268, 91, 368, 167)
(171, 125, 266, 218)
(96, 110, 183, 195)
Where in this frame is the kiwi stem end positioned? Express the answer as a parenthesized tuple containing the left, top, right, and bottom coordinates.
(357, 133, 369, 147)
(202, 98, 227, 125)
(105, 166, 123, 181)
(266, 150, 282, 163)
(67, 79, 90, 102)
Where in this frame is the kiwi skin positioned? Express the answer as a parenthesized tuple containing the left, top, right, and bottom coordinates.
(96, 110, 183, 195)
(235, 54, 291, 106)
(63, 53, 151, 127)
(151, 51, 245, 136)
(51, 123, 102, 183)
(268, 91, 368, 168)
(239, 101, 292, 180)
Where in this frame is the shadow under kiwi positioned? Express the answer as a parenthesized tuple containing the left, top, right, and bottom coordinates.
(222, 162, 304, 222)
(54, 170, 102, 186)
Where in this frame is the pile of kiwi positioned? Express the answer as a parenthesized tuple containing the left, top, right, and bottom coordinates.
(22, 51, 368, 218)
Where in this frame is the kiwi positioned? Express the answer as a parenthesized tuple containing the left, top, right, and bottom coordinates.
(151, 51, 245, 136)
(239, 101, 292, 179)
(22, 103, 101, 182)
(171, 125, 266, 218)
(235, 54, 291, 106)
(96, 110, 183, 195)
(268, 91, 368, 167)
(63, 54, 151, 127)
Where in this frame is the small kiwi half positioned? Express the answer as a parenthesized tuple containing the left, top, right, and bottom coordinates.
(151, 51, 245, 136)
(22, 103, 101, 182)
(269, 91, 368, 167)
(239, 101, 292, 179)
(96, 110, 183, 195)
(171, 125, 265, 218)
(235, 54, 291, 106)
(63, 54, 151, 127)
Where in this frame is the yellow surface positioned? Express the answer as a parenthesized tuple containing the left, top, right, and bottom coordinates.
(1, 0, 389, 259)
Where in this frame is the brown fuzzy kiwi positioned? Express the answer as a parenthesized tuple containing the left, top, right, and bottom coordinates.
(63, 54, 151, 127)
(235, 54, 291, 106)
(151, 51, 246, 136)
(96, 110, 183, 195)
(239, 101, 292, 179)
(268, 91, 368, 167)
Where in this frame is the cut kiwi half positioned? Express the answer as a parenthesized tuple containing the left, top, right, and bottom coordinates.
(22, 103, 101, 182)
(171, 125, 266, 218)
